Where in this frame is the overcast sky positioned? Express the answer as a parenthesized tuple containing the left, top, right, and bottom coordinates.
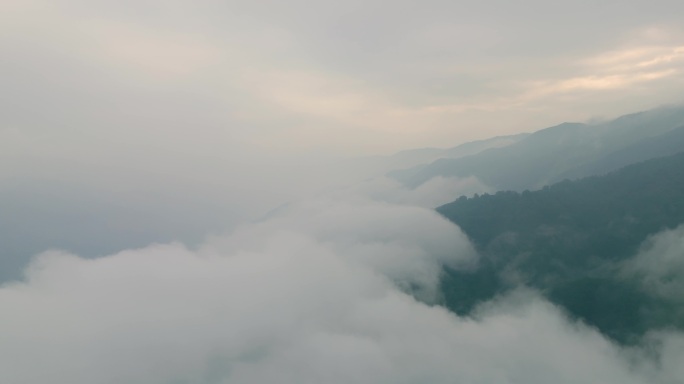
(2, 0, 684, 274)
(3, 0, 684, 157)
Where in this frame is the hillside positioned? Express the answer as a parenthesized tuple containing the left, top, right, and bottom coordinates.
(437, 151, 684, 343)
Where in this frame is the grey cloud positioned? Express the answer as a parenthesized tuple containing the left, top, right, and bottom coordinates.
(0, 194, 681, 384)
(4, 0, 684, 159)
(206, 193, 477, 301)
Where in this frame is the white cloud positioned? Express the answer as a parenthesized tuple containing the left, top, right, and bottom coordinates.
(0, 241, 678, 383)
(0, 186, 682, 384)
(207, 193, 477, 302)
(336, 175, 491, 208)
(624, 224, 684, 301)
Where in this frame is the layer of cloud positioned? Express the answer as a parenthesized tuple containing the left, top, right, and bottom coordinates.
(1, 191, 683, 384)
(213, 194, 478, 302)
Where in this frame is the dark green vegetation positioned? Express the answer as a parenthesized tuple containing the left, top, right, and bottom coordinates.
(437, 151, 684, 343)
(394, 106, 684, 191)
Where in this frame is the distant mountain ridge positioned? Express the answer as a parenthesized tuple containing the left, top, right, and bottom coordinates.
(391, 106, 684, 192)
(374, 133, 529, 174)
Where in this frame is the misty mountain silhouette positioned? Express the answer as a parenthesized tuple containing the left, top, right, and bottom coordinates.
(392, 106, 684, 191)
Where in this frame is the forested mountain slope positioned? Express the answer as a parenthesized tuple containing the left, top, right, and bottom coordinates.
(437, 151, 684, 343)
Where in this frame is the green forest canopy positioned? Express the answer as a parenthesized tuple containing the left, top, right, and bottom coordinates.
(437, 151, 684, 343)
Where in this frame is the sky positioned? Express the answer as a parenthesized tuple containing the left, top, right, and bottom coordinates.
(2, 0, 684, 233)
(2, 0, 684, 157)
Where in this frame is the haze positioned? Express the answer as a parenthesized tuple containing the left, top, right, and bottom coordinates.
(1, 1, 684, 383)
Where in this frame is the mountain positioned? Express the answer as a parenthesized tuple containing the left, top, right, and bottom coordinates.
(557, 124, 684, 180)
(371, 133, 529, 176)
(393, 106, 684, 191)
(437, 151, 684, 343)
